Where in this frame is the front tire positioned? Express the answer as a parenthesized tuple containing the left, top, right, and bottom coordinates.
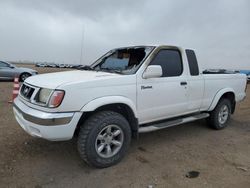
(207, 98, 232, 130)
(77, 111, 131, 168)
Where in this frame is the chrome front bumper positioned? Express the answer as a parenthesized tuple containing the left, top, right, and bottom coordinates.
(13, 97, 82, 141)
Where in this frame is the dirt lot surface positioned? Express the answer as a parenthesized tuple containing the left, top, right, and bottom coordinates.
(0, 65, 250, 188)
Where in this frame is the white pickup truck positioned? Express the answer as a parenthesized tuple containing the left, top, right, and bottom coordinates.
(13, 45, 247, 168)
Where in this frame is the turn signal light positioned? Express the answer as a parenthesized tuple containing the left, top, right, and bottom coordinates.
(48, 90, 65, 108)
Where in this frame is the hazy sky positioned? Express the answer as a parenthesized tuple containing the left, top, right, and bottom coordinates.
(0, 0, 249, 69)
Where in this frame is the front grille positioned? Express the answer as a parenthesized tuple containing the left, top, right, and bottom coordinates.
(20, 84, 35, 100)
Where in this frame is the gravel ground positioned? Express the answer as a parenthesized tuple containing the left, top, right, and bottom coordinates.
(0, 65, 250, 188)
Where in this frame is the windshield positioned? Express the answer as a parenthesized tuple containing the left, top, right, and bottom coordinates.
(91, 46, 154, 74)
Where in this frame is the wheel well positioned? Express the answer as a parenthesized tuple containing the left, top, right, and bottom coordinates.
(19, 72, 31, 80)
(75, 103, 139, 138)
(220, 92, 236, 113)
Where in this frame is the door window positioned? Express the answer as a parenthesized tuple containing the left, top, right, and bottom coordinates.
(0, 61, 9, 68)
(186, 49, 199, 76)
(149, 49, 183, 77)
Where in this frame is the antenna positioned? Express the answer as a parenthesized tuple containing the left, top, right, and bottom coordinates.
(80, 24, 85, 65)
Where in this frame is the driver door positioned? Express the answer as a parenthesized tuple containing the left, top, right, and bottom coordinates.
(137, 49, 188, 124)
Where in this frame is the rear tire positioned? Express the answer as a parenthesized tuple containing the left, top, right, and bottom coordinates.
(77, 111, 131, 168)
(207, 98, 231, 130)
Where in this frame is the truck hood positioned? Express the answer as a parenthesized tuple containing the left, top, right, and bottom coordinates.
(25, 70, 119, 89)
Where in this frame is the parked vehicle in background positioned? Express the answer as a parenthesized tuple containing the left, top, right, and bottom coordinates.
(0, 61, 38, 82)
(47, 63, 57, 68)
(13, 45, 247, 168)
(65, 64, 73, 68)
(58, 64, 66, 68)
(239, 70, 250, 81)
(35, 63, 81, 69)
(36, 63, 49, 67)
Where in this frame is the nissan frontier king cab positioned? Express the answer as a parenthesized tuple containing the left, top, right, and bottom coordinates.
(13, 45, 247, 168)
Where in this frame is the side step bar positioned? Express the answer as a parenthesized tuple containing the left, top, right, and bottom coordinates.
(138, 113, 210, 133)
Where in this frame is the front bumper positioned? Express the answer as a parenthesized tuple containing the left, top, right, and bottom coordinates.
(13, 97, 82, 141)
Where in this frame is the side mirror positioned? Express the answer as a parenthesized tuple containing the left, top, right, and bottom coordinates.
(143, 65, 163, 79)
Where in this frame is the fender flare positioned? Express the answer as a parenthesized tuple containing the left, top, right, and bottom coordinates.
(208, 88, 235, 111)
(80, 96, 138, 118)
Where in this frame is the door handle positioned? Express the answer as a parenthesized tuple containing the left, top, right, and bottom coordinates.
(141, 85, 153, 90)
(180, 81, 187, 86)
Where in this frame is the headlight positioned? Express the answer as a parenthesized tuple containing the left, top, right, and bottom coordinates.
(37, 88, 53, 104)
(35, 88, 65, 107)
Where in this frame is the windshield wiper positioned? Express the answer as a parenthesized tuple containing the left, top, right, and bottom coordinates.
(77, 65, 94, 70)
(99, 68, 123, 74)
